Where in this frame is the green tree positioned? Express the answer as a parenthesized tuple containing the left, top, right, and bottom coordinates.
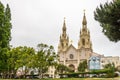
(94, 0, 120, 42)
(32, 43, 57, 79)
(18, 46, 35, 78)
(56, 64, 71, 74)
(0, 1, 12, 78)
(7, 48, 19, 78)
(103, 63, 115, 78)
(7, 46, 35, 78)
(78, 60, 87, 72)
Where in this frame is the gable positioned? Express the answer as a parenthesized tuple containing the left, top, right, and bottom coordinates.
(66, 44, 77, 53)
(65, 44, 78, 60)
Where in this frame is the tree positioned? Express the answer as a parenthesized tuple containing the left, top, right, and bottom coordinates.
(94, 0, 120, 42)
(7, 46, 35, 78)
(56, 64, 71, 74)
(7, 48, 19, 78)
(0, 1, 12, 78)
(103, 63, 115, 78)
(17, 46, 35, 78)
(32, 43, 57, 78)
(78, 60, 87, 72)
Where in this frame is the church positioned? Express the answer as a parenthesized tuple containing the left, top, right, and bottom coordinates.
(47, 12, 120, 78)
(57, 12, 101, 72)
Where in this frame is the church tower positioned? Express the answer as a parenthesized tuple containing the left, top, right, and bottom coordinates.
(58, 18, 69, 52)
(78, 11, 92, 51)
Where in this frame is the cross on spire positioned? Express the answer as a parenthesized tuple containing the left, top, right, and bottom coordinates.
(64, 17, 66, 20)
(84, 9, 85, 13)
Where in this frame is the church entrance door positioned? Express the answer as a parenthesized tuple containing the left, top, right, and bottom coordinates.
(69, 64, 75, 72)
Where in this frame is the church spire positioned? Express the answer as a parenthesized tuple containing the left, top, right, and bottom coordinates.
(58, 17, 69, 52)
(82, 10, 87, 25)
(78, 11, 92, 51)
(62, 17, 67, 38)
(62, 17, 66, 32)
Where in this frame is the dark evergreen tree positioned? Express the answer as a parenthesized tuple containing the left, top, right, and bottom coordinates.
(0, 1, 5, 74)
(4, 4, 12, 48)
(78, 60, 87, 72)
(0, 1, 12, 78)
(94, 0, 120, 42)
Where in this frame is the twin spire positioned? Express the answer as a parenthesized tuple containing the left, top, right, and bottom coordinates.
(58, 10, 92, 52)
(63, 10, 87, 28)
(82, 10, 87, 25)
(78, 10, 92, 50)
(58, 17, 69, 52)
(63, 10, 87, 30)
(62, 17, 66, 32)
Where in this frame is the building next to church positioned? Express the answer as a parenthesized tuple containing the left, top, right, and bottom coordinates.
(57, 12, 102, 72)
(101, 56, 120, 69)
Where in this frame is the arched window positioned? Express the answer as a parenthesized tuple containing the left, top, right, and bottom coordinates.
(82, 39, 85, 45)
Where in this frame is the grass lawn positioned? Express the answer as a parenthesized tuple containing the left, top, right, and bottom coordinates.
(0, 78, 120, 80)
(43, 77, 119, 80)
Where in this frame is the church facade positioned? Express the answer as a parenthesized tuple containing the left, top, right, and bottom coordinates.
(57, 12, 100, 72)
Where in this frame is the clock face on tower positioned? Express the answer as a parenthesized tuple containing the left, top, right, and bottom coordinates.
(70, 54, 74, 59)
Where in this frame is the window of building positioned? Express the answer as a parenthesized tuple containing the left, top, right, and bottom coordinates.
(82, 39, 85, 45)
(70, 54, 74, 59)
(101, 60, 104, 63)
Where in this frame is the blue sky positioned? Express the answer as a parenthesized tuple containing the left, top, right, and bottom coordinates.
(1, 0, 120, 56)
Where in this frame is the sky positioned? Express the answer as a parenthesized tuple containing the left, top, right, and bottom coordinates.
(1, 0, 120, 56)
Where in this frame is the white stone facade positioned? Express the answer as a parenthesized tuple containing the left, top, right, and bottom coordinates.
(101, 56, 120, 69)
